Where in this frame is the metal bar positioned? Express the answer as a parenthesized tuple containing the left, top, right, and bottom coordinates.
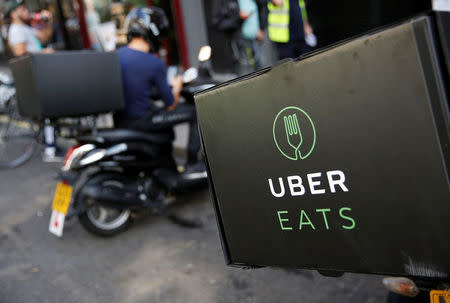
(74, 0, 91, 49)
(171, 0, 189, 69)
(55, 0, 71, 49)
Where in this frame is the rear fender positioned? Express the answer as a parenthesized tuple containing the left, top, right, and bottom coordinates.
(67, 167, 123, 219)
(62, 144, 96, 172)
(69, 143, 128, 170)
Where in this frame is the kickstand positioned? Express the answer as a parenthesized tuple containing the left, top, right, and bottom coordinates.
(167, 213, 203, 229)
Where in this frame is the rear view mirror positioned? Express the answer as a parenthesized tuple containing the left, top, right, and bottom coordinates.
(182, 67, 198, 84)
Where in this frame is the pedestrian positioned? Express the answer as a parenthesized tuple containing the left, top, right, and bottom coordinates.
(211, 0, 242, 73)
(212, 0, 263, 75)
(267, 0, 315, 60)
(5, 0, 59, 161)
(234, 0, 268, 75)
(5, 0, 53, 56)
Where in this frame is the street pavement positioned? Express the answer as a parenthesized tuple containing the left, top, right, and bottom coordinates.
(0, 149, 389, 303)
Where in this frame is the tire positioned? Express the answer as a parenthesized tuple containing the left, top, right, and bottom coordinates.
(77, 173, 133, 237)
(0, 97, 36, 169)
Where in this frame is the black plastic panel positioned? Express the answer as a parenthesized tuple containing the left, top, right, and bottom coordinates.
(196, 16, 450, 279)
(10, 51, 125, 120)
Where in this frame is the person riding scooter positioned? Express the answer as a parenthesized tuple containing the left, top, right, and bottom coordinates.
(114, 7, 201, 165)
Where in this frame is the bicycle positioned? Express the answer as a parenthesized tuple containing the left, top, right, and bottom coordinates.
(0, 74, 37, 169)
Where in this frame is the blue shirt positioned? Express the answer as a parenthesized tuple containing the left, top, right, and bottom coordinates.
(289, 0, 304, 42)
(117, 46, 174, 119)
(238, 0, 259, 39)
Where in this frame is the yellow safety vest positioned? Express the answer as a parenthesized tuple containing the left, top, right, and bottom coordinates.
(267, 0, 307, 43)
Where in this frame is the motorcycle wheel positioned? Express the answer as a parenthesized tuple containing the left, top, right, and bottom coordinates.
(77, 173, 133, 237)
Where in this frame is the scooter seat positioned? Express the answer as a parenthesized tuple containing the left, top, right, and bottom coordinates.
(78, 129, 173, 145)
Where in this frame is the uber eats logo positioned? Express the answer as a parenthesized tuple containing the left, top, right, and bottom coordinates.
(269, 106, 357, 232)
(273, 106, 316, 160)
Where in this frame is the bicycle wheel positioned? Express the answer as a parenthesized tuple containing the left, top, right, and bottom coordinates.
(0, 98, 36, 169)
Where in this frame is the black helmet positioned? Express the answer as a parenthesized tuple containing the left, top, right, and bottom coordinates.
(125, 7, 169, 52)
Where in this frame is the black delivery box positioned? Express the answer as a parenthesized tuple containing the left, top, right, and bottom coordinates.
(10, 51, 124, 120)
(195, 15, 450, 280)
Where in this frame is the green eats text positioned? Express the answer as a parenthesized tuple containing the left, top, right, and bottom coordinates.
(268, 170, 357, 231)
(276, 208, 356, 231)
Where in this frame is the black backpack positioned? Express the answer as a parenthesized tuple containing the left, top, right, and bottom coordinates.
(212, 0, 242, 33)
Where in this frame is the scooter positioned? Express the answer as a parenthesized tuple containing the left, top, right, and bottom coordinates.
(49, 46, 218, 237)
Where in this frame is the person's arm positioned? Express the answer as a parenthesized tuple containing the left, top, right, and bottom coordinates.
(303, 20, 313, 35)
(271, 0, 283, 6)
(13, 41, 53, 55)
(257, 0, 268, 42)
(211, 0, 224, 27)
(154, 61, 181, 110)
(8, 26, 27, 56)
(34, 26, 53, 43)
(168, 75, 182, 111)
(11, 42, 27, 56)
(300, 0, 313, 35)
(34, 10, 53, 43)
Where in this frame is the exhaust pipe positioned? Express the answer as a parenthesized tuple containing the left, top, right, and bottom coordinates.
(81, 184, 147, 209)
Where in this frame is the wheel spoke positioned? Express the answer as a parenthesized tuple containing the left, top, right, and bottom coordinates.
(84, 178, 132, 232)
(0, 99, 36, 169)
(97, 207, 108, 223)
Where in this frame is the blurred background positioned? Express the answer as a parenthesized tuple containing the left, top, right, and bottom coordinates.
(0, 0, 432, 71)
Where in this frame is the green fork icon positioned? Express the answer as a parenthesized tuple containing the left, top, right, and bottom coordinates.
(283, 114, 303, 160)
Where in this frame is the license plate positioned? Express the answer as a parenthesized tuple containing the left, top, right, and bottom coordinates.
(430, 290, 450, 303)
(51, 182, 73, 214)
(49, 182, 73, 237)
